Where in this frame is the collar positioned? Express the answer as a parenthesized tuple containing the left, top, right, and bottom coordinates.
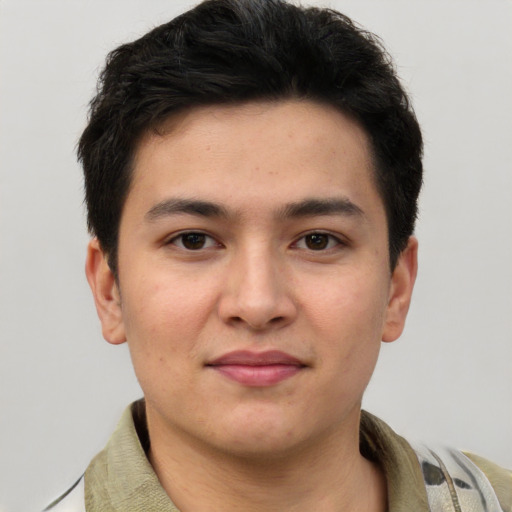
(84, 400, 430, 511)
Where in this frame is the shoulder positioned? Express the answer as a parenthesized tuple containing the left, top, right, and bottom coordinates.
(43, 476, 85, 512)
(464, 452, 512, 512)
(360, 411, 511, 511)
(414, 444, 512, 512)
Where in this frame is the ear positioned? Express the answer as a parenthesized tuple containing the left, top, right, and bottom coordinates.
(382, 236, 418, 343)
(85, 238, 126, 345)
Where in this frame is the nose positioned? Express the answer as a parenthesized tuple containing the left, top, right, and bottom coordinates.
(217, 244, 297, 331)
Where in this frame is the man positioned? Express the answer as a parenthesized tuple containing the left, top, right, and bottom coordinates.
(45, 0, 511, 510)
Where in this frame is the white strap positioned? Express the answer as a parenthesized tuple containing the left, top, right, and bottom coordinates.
(413, 444, 502, 512)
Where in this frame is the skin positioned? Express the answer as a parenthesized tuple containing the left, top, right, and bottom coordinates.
(86, 100, 417, 511)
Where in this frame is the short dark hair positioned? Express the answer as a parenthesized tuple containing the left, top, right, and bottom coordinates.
(78, 0, 423, 274)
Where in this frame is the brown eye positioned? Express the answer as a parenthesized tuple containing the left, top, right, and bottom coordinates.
(171, 232, 217, 250)
(294, 232, 342, 251)
(305, 233, 330, 250)
(181, 233, 206, 250)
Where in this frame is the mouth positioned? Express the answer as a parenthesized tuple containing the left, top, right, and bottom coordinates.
(206, 350, 307, 387)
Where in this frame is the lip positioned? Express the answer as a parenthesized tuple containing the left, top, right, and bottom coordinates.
(206, 350, 306, 387)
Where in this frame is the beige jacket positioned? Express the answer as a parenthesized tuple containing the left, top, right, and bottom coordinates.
(45, 400, 512, 511)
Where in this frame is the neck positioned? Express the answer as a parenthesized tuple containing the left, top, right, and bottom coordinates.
(146, 408, 387, 512)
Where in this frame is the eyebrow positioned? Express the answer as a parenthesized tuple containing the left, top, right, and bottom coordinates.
(279, 197, 365, 219)
(145, 198, 229, 221)
(145, 196, 364, 223)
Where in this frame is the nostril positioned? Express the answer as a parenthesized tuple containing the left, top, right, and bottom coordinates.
(227, 315, 286, 330)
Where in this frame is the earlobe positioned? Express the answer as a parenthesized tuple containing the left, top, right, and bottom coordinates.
(382, 236, 418, 343)
(85, 238, 126, 345)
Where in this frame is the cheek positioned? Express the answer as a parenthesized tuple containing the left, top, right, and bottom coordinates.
(303, 269, 389, 336)
(121, 286, 201, 406)
(301, 270, 389, 387)
(122, 271, 215, 335)
(119, 280, 211, 386)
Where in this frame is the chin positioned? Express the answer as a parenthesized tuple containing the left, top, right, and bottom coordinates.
(205, 410, 321, 461)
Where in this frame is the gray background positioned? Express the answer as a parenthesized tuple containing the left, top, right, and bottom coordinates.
(1, 1, 511, 511)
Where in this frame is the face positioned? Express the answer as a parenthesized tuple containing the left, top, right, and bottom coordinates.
(87, 100, 417, 458)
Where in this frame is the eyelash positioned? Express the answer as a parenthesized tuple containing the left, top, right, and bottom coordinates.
(167, 231, 345, 252)
(167, 231, 220, 251)
(292, 232, 345, 251)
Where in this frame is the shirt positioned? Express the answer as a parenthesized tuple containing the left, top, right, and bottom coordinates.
(46, 399, 512, 511)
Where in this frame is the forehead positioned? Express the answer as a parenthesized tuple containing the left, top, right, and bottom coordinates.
(143, 100, 372, 161)
(127, 100, 382, 219)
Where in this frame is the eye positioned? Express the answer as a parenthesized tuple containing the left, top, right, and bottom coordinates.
(294, 232, 342, 251)
(169, 232, 219, 250)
